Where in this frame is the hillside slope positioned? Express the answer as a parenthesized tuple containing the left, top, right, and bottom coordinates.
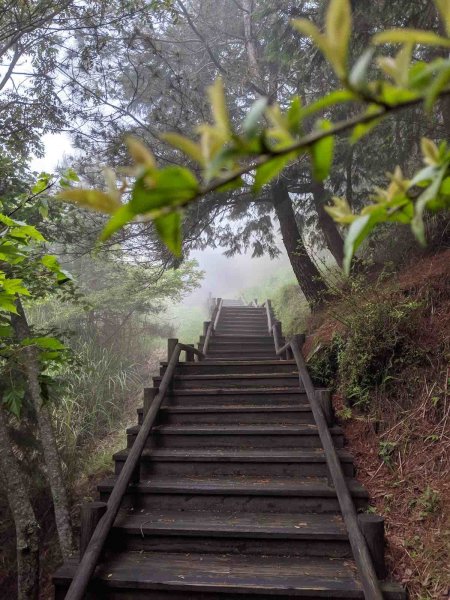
(302, 250, 449, 600)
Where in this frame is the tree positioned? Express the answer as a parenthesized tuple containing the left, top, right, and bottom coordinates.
(58, 0, 450, 290)
(0, 407, 40, 600)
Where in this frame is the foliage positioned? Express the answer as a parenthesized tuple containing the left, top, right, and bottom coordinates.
(309, 294, 424, 408)
(58, 0, 450, 272)
(49, 340, 144, 477)
(0, 208, 73, 416)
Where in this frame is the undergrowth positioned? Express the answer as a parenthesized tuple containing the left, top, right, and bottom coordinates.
(274, 249, 450, 600)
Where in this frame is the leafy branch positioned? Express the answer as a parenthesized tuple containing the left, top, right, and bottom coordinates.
(57, 0, 450, 272)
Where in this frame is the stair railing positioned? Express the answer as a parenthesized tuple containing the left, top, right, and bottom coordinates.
(264, 300, 384, 600)
(202, 297, 223, 355)
(64, 340, 205, 600)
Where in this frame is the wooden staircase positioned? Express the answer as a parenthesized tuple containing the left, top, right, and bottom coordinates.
(54, 300, 406, 599)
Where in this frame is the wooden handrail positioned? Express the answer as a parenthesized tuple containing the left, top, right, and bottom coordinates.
(266, 300, 383, 600)
(64, 340, 203, 600)
(203, 297, 222, 355)
(264, 299, 273, 334)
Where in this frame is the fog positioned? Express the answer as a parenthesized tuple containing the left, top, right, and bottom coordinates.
(185, 246, 291, 307)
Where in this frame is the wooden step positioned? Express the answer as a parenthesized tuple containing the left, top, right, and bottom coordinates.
(164, 356, 297, 375)
(215, 327, 269, 333)
(164, 360, 295, 376)
(109, 510, 352, 557)
(153, 373, 303, 390)
(200, 335, 278, 342)
(140, 404, 314, 425)
(98, 475, 369, 513)
(207, 350, 278, 358)
(206, 355, 279, 361)
(54, 551, 406, 599)
(160, 388, 309, 407)
(205, 341, 279, 349)
(114, 447, 355, 478)
(126, 423, 344, 449)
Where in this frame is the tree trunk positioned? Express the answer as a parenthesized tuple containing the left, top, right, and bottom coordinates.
(311, 181, 345, 268)
(11, 299, 74, 560)
(0, 408, 40, 600)
(242, 0, 262, 86)
(271, 181, 328, 306)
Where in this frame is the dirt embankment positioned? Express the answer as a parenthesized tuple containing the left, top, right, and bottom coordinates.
(306, 249, 450, 600)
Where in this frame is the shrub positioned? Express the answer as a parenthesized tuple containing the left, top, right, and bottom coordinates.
(308, 291, 425, 409)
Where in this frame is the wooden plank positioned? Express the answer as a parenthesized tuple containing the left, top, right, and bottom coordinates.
(113, 510, 347, 539)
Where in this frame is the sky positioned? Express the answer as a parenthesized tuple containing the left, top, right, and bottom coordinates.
(31, 134, 292, 306)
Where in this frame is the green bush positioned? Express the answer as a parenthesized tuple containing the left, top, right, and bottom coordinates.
(272, 284, 310, 336)
(308, 295, 424, 409)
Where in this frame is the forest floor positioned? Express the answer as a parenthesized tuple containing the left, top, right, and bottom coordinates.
(305, 248, 450, 600)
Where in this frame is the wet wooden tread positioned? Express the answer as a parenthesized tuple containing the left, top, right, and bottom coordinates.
(98, 475, 368, 497)
(113, 510, 347, 539)
(128, 424, 343, 435)
(54, 551, 405, 597)
(114, 447, 354, 463)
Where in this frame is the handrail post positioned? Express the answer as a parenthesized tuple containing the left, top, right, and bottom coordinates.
(203, 298, 223, 356)
(185, 343, 195, 362)
(203, 321, 210, 336)
(213, 298, 223, 330)
(79, 502, 107, 560)
(358, 515, 387, 579)
(315, 388, 334, 427)
(265, 299, 273, 334)
(143, 388, 157, 418)
(167, 338, 178, 362)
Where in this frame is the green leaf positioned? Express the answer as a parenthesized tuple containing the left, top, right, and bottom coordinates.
(41, 255, 73, 283)
(344, 212, 381, 274)
(3, 388, 25, 418)
(253, 154, 293, 191)
(100, 205, 135, 241)
(424, 62, 450, 112)
(373, 29, 450, 48)
(208, 78, 231, 136)
(22, 336, 66, 350)
(349, 48, 375, 88)
(435, 0, 450, 35)
(39, 200, 49, 219)
(32, 172, 51, 194)
(64, 167, 79, 182)
(287, 96, 303, 135)
(243, 97, 268, 138)
(409, 165, 439, 188)
(0, 293, 19, 314)
(439, 176, 450, 195)
(299, 90, 356, 120)
(411, 164, 447, 244)
(325, 0, 352, 76)
(129, 167, 199, 213)
(58, 188, 121, 214)
(0, 323, 12, 337)
(8, 224, 45, 241)
(310, 120, 334, 181)
(292, 19, 327, 52)
(153, 211, 182, 256)
(162, 133, 205, 165)
(1, 278, 30, 296)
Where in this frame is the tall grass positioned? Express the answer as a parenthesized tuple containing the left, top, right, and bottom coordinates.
(50, 340, 145, 478)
